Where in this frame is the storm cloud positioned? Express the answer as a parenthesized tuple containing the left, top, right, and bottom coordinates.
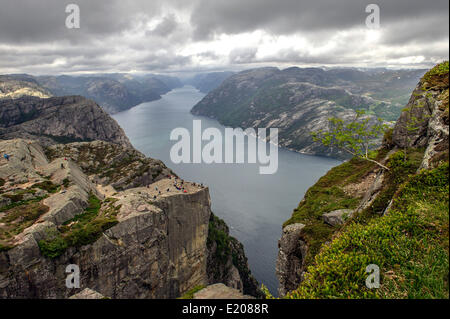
(0, 0, 448, 75)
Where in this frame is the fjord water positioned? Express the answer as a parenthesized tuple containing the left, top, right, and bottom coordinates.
(112, 86, 340, 295)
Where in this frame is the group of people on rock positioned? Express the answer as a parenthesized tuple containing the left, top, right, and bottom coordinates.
(150, 175, 206, 200)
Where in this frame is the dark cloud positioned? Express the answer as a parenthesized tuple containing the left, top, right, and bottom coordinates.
(0, 0, 448, 74)
(0, 0, 162, 44)
(149, 14, 179, 37)
(190, 0, 448, 39)
(380, 13, 449, 45)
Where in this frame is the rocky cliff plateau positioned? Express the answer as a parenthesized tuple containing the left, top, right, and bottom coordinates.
(0, 137, 259, 298)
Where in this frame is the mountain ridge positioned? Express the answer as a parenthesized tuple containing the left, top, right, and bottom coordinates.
(191, 66, 426, 159)
(1, 73, 183, 114)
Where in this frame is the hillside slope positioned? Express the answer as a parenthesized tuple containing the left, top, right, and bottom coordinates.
(35, 74, 182, 114)
(273, 62, 449, 298)
(191, 67, 425, 159)
(185, 71, 235, 93)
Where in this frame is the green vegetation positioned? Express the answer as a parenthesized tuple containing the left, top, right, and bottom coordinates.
(0, 178, 66, 250)
(271, 163, 448, 299)
(284, 150, 387, 265)
(38, 194, 120, 258)
(422, 61, 449, 90)
(179, 285, 206, 299)
(283, 148, 424, 270)
(207, 213, 232, 264)
(0, 196, 49, 250)
(62, 178, 70, 188)
(207, 212, 258, 296)
(1, 188, 37, 204)
(32, 180, 60, 193)
(312, 110, 389, 170)
(38, 228, 68, 258)
(2, 193, 24, 203)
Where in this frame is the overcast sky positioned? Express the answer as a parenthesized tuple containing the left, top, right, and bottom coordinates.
(0, 0, 448, 76)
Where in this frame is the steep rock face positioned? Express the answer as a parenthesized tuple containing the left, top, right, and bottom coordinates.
(191, 67, 425, 159)
(206, 213, 261, 297)
(0, 96, 132, 148)
(276, 62, 449, 297)
(392, 64, 449, 169)
(276, 223, 307, 296)
(392, 85, 435, 149)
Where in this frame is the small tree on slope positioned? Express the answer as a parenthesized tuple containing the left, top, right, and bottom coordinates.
(311, 110, 390, 170)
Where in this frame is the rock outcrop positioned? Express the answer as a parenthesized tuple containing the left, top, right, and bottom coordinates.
(193, 283, 254, 299)
(69, 288, 105, 299)
(322, 209, 354, 227)
(392, 64, 449, 169)
(0, 96, 132, 148)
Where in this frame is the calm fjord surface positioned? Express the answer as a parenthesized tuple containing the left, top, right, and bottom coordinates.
(112, 86, 340, 295)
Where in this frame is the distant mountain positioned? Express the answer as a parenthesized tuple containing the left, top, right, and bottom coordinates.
(34, 74, 182, 114)
(185, 71, 235, 93)
(191, 66, 426, 158)
(0, 75, 52, 99)
(0, 73, 182, 114)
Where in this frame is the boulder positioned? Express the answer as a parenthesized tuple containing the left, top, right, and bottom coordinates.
(322, 209, 354, 226)
(193, 283, 254, 299)
(69, 288, 105, 299)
